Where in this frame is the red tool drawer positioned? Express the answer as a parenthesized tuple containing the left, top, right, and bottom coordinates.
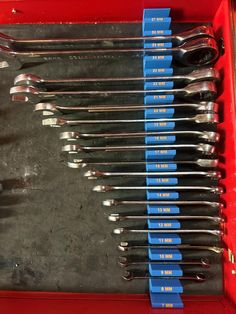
(0, 0, 236, 313)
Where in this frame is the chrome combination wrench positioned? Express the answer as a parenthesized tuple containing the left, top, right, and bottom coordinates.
(42, 113, 219, 127)
(10, 81, 217, 103)
(35, 101, 219, 116)
(60, 130, 219, 143)
(63, 143, 216, 155)
(108, 214, 223, 223)
(14, 68, 220, 88)
(118, 242, 224, 253)
(0, 25, 215, 49)
(67, 159, 219, 169)
(103, 199, 223, 208)
(118, 256, 211, 268)
(84, 170, 221, 179)
(0, 30, 219, 69)
(94, 185, 223, 194)
(122, 270, 206, 281)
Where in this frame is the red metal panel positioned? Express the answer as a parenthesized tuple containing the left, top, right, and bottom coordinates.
(0, 292, 236, 314)
(0, 0, 235, 312)
(0, 0, 222, 24)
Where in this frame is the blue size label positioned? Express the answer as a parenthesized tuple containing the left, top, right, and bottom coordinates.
(146, 163, 177, 171)
(147, 191, 179, 200)
(148, 233, 182, 245)
(148, 219, 180, 229)
(145, 81, 174, 90)
(145, 149, 176, 160)
(143, 8, 171, 19)
(145, 135, 176, 145)
(143, 17, 171, 32)
(145, 67, 173, 77)
(147, 205, 180, 214)
(144, 42, 172, 49)
(149, 279, 183, 294)
(145, 94, 174, 104)
(149, 264, 183, 277)
(146, 177, 178, 186)
(145, 30, 172, 36)
(145, 122, 175, 131)
(150, 292, 183, 308)
(145, 108, 175, 119)
(143, 55, 172, 68)
(149, 249, 182, 261)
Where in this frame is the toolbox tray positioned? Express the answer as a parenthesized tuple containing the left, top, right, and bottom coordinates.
(0, 0, 236, 313)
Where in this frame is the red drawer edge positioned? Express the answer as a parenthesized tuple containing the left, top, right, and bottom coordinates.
(0, 291, 236, 314)
(0, 0, 236, 313)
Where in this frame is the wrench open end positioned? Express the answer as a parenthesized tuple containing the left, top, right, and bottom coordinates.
(118, 242, 129, 251)
(67, 161, 86, 169)
(103, 199, 116, 207)
(34, 103, 59, 113)
(113, 227, 125, 234)
(84, 170, 101, 179)
(60, 131, 80, 140)
(0, 60, 9, 68)
(195, 113, 219, 124)
(196, 159, 218, 168)
(93, 185, 109, 192)
(122, 271, 134, 281)
(42, 118, 66, 127)
(108, 213, 120, 222)
(62, 144, 82, 152)
(10, 85, 40, 103)
(14, 73, 43, 86)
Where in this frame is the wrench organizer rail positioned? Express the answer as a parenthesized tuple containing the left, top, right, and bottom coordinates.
(4, 7, 225, 310)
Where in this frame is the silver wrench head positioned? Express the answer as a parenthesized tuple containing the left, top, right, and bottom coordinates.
(198, 102, 219, 112)
(195, 113, 219, 124)
(197, 143, 216, 154)
(195, 273, 206, 282)
(122, 271, 135, 281)
(67, 161, 86, 169)
(10, 85, 42, 103)
(62, 144, 80, 152)
(118, 242, 129, 251)
(184, 81, 217, 101)
(0, 32, 14, 48)
(42, 118, 64, 127)
(179, 25, 215, 42)
(0, 45, 22, 69)
(113, 228, 125, 234)
(178, 38, 219, 66)
(213, 186, 224, 194)
(60, 131, 80, 140)
(206, 171, 221, 179)
(93, 185, 108, 192)
(196, 159, 218, 168)
(34, 103, 59, 114)
(201, 258, 211, 268)
(201, 132, 220, 142)
(189, 68, 220, 83)
(14, 73, 43, 86)
(108, 213, 121, 222)
(118, 256, 129, 267)
(103, 199, 116, 207)
(84, 170, 100, 179)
